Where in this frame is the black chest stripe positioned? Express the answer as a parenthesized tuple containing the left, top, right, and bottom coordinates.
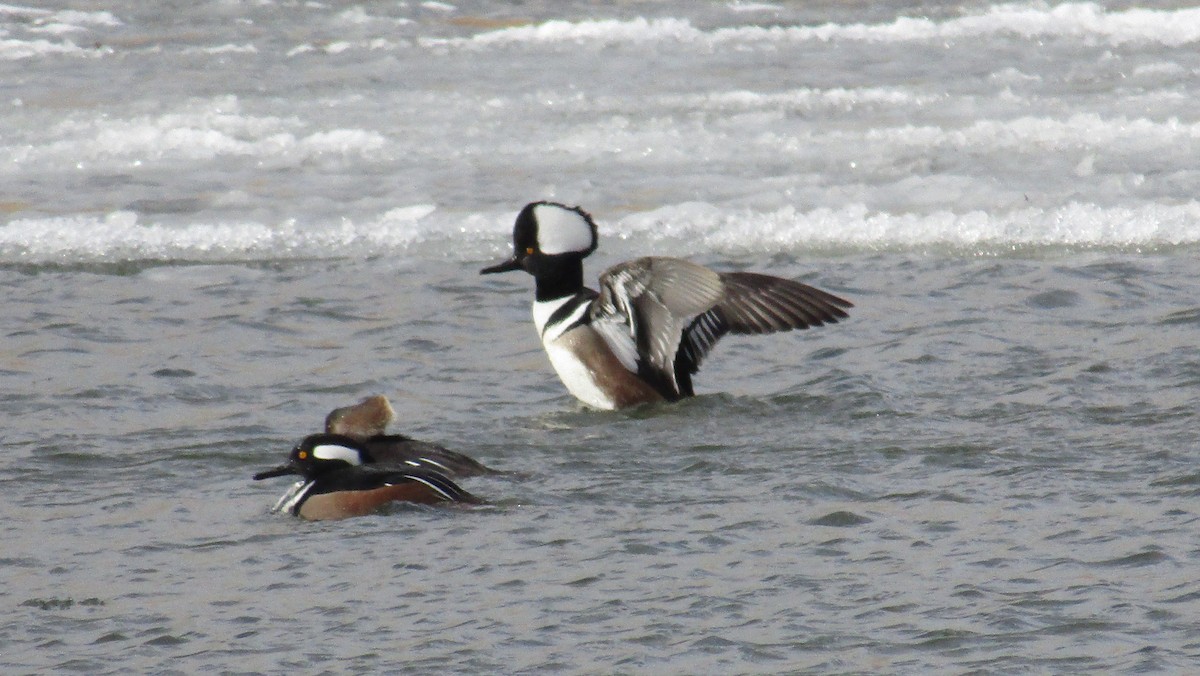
(546, 290, 598, 332)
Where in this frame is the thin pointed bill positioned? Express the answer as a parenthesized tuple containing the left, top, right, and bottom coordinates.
(253, 464, 298, 481)
(480, 256, 522, 275)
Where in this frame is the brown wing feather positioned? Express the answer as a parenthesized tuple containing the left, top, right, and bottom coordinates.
(717, 272, 852, 334)
(676, 272, 852, 378)
(597, 258, 853, 397)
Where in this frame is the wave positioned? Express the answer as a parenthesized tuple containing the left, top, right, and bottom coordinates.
(449, 3, 1200, 49)
(0, 4, 119, 60)
(613, 202, 1200, 252)
(7, 2, 1200, 62)
(5, 91, 1190, 170)
(3, 202, 1196, 266)
(1, 96, 386, 167)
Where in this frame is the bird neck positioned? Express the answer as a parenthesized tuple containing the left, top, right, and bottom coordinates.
(534, 254, 585, 302)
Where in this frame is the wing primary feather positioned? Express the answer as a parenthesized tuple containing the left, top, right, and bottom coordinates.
(595, 260, 851, 400)
(718, 272, 851, 334)
(773, 284, 851, 322)
(762, 287, 827, 327)
(677, 309, 729, 375)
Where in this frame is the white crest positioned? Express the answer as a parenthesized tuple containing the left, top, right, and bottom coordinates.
(535, 204, 594, 255)
(311, 443, 363, 465)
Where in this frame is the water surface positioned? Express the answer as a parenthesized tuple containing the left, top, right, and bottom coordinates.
(3, 1, 1200, 673)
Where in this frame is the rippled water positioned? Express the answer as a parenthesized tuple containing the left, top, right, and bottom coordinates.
(4, 0, 1200, 673)
(4, 252, 1198, 672)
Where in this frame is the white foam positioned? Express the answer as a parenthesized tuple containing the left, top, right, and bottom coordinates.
(858, 114, 1200, 153)
(448, 4, 1200, 49)
(0, 4, 120, 59)
(727, 2, 783, 13)
(288, 38, 406, 56)
(534, 109, 1198, 170)
(3, 201, 1197, 266)
(3, 2, 1197, 266)
(27, 22, 87, 36)
(41, 9, 121, 27)
(336, 7, 382, 26)
(181, 44, 259, 55)
(299, 128, 387, 155)
(0, 5, 119, 25)
(0, 204, 447, 264)
(613, 202, 1200, 253)
(0, 37, 90, 60)
(434, 17, 702, 48)
(532, 86, 933, 116)
(1, 96, 386, 166)
(0, 4, 50, 18)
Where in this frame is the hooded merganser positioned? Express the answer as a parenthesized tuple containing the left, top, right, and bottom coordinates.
(253, 433, 482, 520)
(324, 395, 498, 477)
(324, 394, 395, 438)
(481, 201, 853, 410)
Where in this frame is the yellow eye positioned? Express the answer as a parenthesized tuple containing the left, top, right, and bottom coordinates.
(525, 247, 535, 255)
(298, 450, 308, 460)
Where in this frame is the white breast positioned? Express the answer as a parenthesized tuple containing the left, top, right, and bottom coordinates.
(532, 296, 589, 342)
(532, 298, 625, 410)
(543, 339, 619, 410)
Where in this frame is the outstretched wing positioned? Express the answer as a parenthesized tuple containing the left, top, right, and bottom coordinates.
(592, 257, 726, 398)
(676, 271, 853, 382)
(593, 257, 853, 399)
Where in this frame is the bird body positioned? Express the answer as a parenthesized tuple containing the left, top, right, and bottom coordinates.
(482, 202, 852, 409)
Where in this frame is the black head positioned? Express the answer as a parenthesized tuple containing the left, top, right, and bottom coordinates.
(480, 201, 599, 276)
(252, 433, 370, 481)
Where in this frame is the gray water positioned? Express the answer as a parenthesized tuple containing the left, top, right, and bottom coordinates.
(3, 0, 1200, 673)
(4, 252, 1198, 673)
